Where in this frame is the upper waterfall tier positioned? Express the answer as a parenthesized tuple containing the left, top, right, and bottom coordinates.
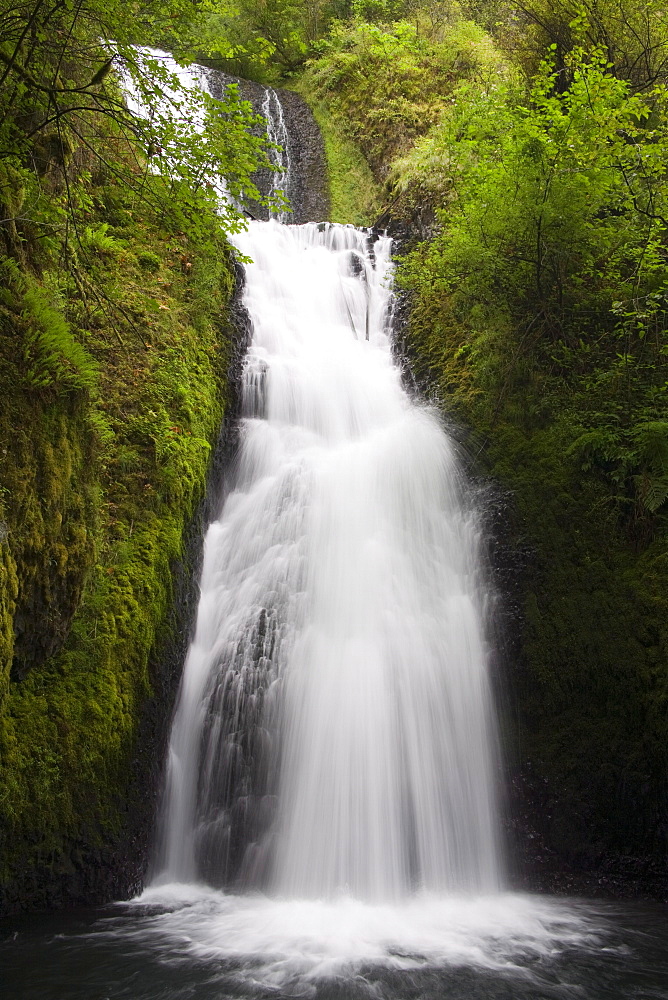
(121, 48, 329, 223)
(200, 69, 329, 223)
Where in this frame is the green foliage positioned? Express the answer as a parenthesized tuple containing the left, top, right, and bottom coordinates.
(350, 0, 406, 21)
(634, 421, 668, 509)
(0, 0, 276, 267)
(568, 420, 668, 516)
(291, 79, 382, 223)
(299, 17, 505, 180)
(119, 47, 273, 230)
(403, 253, 668, 857)
(466, 0, 668, 91)
(81, 223, 124, 256)
(137, 250, 161, 272)
(194, 0, 311, 81)
(1, 258, 98, 393)
(399, 39, 668, 533)
(401, 47, 667, 336)
(21, 286, 98, 391)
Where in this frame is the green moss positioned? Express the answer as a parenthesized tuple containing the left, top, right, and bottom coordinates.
(0, 176, 236, 898)
(402, 275, 668, 859)
(291, 19, 510, 229)
(290, 82, 382, 226)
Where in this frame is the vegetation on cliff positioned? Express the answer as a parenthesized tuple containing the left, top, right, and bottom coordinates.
(398, 15, 667, 869)
(0, 0, 273, 910)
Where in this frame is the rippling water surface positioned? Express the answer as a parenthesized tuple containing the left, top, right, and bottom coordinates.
(3, 888, 668, 999)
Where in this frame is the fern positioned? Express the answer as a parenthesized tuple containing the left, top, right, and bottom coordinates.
(20, 285, 98, 394)
(0, 256, 97, 394)
(633, 421, 668, 469)
(81, 223, 123, 256)
(639, 475, 668, 514)
(633, 422, 668, 513)
(567, 428, 623, 472)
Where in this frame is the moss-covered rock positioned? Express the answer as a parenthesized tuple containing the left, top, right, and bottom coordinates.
(0, 181, 238, 914)
(289, 81, 382, 226)
(400, 284, 668, 872)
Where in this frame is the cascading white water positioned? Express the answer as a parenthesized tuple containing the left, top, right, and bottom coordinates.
(154, 214, 501, 899)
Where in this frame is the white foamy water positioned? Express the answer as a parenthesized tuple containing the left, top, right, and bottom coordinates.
(121, 46, 210, 118)
(153, 219, 500, 899)
(126, 884, 605, 994)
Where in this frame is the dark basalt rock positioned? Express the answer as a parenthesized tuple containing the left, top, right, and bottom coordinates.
(202, 70, 330, 224)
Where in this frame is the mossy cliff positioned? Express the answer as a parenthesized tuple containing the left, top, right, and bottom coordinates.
(404, 295, 668, 885)
(0, 170, 239, 915)
(0, 0, 282, 911)
(297, 16, 668, 890)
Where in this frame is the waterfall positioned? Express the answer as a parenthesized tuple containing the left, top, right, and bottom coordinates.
(153, 197, 502, 897)
(0, 49, 650, 1000)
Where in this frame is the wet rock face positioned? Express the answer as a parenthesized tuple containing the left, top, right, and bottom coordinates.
(274, 88, 330, 225)
(202, 71, 330, 224)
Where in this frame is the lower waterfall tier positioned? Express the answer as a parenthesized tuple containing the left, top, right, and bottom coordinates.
(154, 220, 501, 899)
